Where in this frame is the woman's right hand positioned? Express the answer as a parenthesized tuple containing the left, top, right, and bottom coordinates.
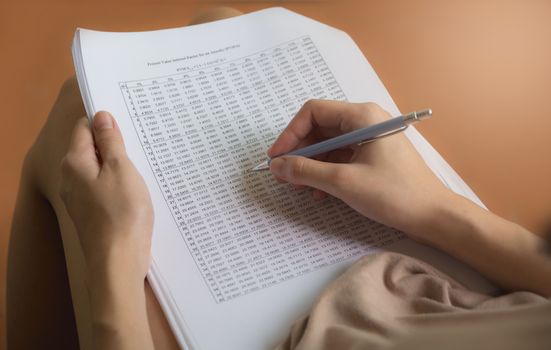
(269, 100, 551, 297)
(268, 100, 454, 242)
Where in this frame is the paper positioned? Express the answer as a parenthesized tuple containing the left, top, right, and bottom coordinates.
(73, 8, 493, 350)
(119, 35, 405, 302)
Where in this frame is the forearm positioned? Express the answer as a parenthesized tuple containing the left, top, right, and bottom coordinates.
(88, 249, 154, 350)
(420, 192, 551, 296)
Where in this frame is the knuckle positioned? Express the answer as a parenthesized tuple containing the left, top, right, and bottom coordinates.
(303, 99, 315, 108)
(289, 157, 306, 181)
(357, 103, 377, 119)
(355, 102, 389, 125)
(94, 129, 110, 143)
(98, 133, 126, 154)
(303, 98, 321, 111)
(362, 102, 381, 113)
(60, 154, 75, 175)
(104, 156, 122, 169)
(104, 155, 129, 172)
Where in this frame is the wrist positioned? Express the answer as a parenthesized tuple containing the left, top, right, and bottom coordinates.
(412, 191, 481, 249)
(88, 273, 152, 349)
(82, 224, 152, 285)
(85, 238, 155, 349)
(88, 252, 149, 335)
(411, 188, 551, 296)
(87, 241, 149, 289)
(89, 273, 146, 317)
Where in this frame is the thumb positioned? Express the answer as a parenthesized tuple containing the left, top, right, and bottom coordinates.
(92, 111, 127, 163)
(270, 156, 343, 195)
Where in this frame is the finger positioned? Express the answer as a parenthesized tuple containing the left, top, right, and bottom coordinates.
(312, 189, 328, 200)
(326, 148, 354, 164)
(274, 176, 286, 184)
(92, 111, 127, 164)
(269, 100, 347, 157)
(64, 117, 99, 178)
(270, 156, 346, 196)
(268, 100, 386, 157)
(292, 132, 319, 151)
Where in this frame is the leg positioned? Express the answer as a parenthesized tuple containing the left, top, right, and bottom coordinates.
(7, 150, 79, 348)
(7, 77, 83, 349)
(7, 79, 89, 348)
(7, 7, 242, 350)
(188, 6, 243, 26)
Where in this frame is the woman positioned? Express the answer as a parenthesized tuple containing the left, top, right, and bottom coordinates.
(8, 8, 551, 350)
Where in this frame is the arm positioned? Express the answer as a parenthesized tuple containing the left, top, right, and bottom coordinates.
(60, 111, 154, 349)
(425, 192, 551, 295)
(269, 100, 551, 296)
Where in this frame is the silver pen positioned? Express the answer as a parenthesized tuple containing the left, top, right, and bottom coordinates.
(251, 108, 432, 171)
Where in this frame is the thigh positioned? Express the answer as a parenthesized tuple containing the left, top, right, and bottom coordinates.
(8, 77, 98, 349)
(7, 162, 79, 348)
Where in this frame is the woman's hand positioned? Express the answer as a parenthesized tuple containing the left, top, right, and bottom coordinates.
(268, 100, 452, 242)
(60, 111, 155, 349)
(270, 100, 551, 296)
(59, 111, 153, 285)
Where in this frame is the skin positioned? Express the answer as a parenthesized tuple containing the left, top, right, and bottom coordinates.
(7, 7, 242, 350)
(58, 100, 551, 348)
(7, 8, 550, 347)
(268, 100, 551, 296)
(60, 112, 155, 350)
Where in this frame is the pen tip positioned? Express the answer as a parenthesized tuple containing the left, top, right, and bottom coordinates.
(251, 161, 270, 171)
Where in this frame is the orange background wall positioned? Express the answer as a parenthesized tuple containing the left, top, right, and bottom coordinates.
(1, 0, 550, 344)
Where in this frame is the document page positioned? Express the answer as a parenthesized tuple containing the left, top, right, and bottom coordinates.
(74, 8, 493, 349)
(119, 35, 404, 302)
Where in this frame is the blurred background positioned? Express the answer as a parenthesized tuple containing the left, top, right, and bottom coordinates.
(1, 0, 550, 345)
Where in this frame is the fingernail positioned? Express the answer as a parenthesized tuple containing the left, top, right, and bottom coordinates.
(94, 111, 113, 130)
(270, 157, 286, 177)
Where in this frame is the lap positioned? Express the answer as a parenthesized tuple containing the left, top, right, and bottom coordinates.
(9, 7, 243, 349)
(10, 7, 244, 349)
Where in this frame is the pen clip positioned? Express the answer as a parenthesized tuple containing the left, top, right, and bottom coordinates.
(357, 125, 408, 146)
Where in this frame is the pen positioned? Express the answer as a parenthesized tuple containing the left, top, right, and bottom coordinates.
(251, 108, 432, 171)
